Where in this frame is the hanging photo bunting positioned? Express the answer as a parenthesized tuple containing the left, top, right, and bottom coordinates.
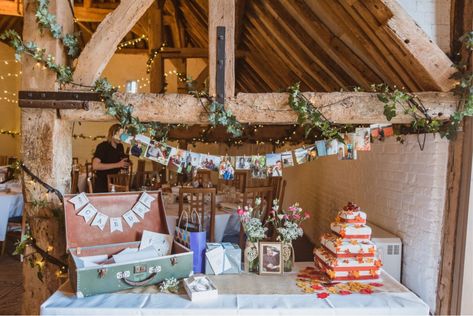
(132, 202, 150, 219)
(139, 191, 155, 208)
(110, 217, 123, 233)
(69, 192, 89, 210)
(91, 212, 109, 231)
(355, 128, 371, 151)
(123, 210, 140, 228)
(77, 203, 98, 223)
(281, 151, 294, 168)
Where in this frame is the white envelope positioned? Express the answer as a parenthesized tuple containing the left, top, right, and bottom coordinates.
(113, 247, 159, 264)
(139, 230, 173, 256)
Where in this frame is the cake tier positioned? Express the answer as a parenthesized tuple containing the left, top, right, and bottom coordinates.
(320, 233, 376, 257)
(314, 247, 381, 281)
(331, 222, 372, 240)
(336, 209, 367, 224)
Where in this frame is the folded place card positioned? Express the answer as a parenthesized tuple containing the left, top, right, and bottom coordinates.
(132, 202, 150, 219)
(69, 193, 89, 210)
(91, 212, 109, 231)
(139, 191, 156, 208)
(123, 210, 141, 228)
(206, 246, 226, 275)
(77, 203, 98, 223)
(139, 230, 173, 256)
(110, 217, 123, 233)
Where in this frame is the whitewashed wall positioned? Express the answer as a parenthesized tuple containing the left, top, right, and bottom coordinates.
(397, 0, 451, 53)
(282, 134, 449, 313)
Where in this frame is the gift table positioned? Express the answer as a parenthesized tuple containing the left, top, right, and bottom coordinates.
(40, 263, 429, 315)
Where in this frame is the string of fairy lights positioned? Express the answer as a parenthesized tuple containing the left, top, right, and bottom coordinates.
(117, 34, 148, 51)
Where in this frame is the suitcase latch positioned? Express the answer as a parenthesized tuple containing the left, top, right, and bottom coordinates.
(170, 257, 178, 266)
(97, 268, 107, 279)
(134, 265, 147, 273)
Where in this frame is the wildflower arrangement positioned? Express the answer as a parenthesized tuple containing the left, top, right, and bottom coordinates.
(237, 197, 268, 242)
(267, 200, 310, 242)
(159, 277, 180, 294)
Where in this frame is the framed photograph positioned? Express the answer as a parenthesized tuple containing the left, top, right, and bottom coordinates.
(266, 153, 282, 177)
(259, 242, 282, 275)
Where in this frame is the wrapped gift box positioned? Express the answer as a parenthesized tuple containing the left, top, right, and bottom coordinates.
(64, 191, 193, 297)
(183, 276, 218, 301)
(205, 242, 241, 275)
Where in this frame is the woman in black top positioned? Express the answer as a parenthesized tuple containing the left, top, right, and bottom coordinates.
(92, 124, 129, 192)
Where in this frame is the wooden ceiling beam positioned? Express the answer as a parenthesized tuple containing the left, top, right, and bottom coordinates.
(0, 0, 22, 16)
(179, 1, 208, 47)
(60, 91, 459, 125)
(72, 0, 155, 86)
(283, 0, 381, 90)
(246, 5, 327, 91)
(260, 1, 356, 90)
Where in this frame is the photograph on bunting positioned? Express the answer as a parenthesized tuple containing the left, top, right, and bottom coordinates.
(370, 123, 394, 141)
(281, 151, 294, 168)
(182, 152, 201, 177)
(325, 139, 338, 156)
(198, 154, 220, 171)
(130, 134, 150, 159)
(341, 133, 357, 160)
(236, 156, 252, 170)
(294, 146, 316, 164)
(355, 127, 371, 151)
(250, 155, 267, 179)
(168, 148, 188, 173)
(218, 156, 236, 180)
(146, 141, 173, 165)
(266, 153, 282, 177)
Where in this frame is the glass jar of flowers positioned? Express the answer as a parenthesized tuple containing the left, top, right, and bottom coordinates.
(266, 200, 310, 272)
(237, 198, 268, 273)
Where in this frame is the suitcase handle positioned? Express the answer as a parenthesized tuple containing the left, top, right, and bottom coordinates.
(121, 273, 157, 287)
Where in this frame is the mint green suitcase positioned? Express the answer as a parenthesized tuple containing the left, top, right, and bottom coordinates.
(64, 191, 193, 297)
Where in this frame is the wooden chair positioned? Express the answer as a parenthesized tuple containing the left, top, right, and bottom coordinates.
(218, 170, 247, 193)
(72, 157, 79, 166)
(133, 171, 161, 190)
(70, 169, 79, 194)
(178, 187, 217, 242)
(0, 156, 8, 166)
(107, 174, 130, 192)
(195, 170, 211, 185)
(269, 176, 283, 203)
(240, 186, 273, 248)
(86, 177, 94, 193)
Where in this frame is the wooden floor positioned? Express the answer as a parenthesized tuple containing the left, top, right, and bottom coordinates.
(0, 238, 23, 315)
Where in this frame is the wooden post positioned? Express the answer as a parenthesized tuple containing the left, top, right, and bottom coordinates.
(208, 0, 235, 98)
(149, 0, 165, 93)
(175, 59, 188, 94)
(21, 0, 72, 314)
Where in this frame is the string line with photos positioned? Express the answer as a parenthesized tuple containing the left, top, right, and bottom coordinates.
(120, 123, 390, 179)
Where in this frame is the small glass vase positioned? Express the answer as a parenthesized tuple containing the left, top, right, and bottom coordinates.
(244, 241, 259, 273)
(282, 241, 294, 273)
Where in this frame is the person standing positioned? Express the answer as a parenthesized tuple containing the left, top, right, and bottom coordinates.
(92, 124, 129, 192)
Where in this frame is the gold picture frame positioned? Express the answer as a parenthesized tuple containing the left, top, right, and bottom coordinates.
(259, 242, 283, 275)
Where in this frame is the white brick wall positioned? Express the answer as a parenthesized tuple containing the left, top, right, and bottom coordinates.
(397, 0, 451, 53)
(282, 134, 449, 313)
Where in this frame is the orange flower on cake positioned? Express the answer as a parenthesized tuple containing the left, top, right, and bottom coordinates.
(368, 246, 375, 254)
(326, 269, 336, 279)
(350, 270, 360, 279)
(356, 256, 364, 264)
(350, 240, 358, 245)
(374, 260, 383, 268)
(370, 269, 378, 277)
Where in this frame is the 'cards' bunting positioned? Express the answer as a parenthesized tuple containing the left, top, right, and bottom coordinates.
(77, 203, 98, 223)
(110, 217, 123, 233)
(68, 192, 153, 232)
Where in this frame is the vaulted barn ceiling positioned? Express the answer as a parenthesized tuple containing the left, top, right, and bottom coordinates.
(0, 0, 455, 93)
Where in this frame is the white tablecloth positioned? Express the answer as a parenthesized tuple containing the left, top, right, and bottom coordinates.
(0, 185, 23, 241)
(40, 263, 429, 315)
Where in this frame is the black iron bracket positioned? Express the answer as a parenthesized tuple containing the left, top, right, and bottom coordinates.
(216, 26, 226, 104)
(18, 91, 101, 110)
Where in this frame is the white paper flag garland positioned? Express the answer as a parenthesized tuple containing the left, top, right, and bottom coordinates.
(110, 217, 123, 233)
(77, 203, 98, 223)
(91, 212, 109, 231)
(123, 210, 140, 228)
(138, 191, 155, 208)
(132, 202, 150, 219)
(69, 193, 89, 210)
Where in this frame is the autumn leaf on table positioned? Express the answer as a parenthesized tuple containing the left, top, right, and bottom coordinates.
(359, 288, 373, 294)
(338, 290, 352, 295)
(369, 282, 384, 287)
(317, 292, 330, 299)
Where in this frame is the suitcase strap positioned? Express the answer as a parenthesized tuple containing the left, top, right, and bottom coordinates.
(121, 272, 157, 287)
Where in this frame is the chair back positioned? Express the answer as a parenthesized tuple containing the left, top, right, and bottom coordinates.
(178, 187, 217, 242)
(218, 170, 247, 193)
(133, 171, 161, 190)
(86, 177, 94, 193)
(70, 169, 80, 194)
(269, 176, 283, 203)
(107, 174, 130, 192)
(195, 170, 211, 185)
(0, 156, 8, 166)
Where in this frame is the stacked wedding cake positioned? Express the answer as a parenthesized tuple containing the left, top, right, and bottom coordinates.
(313, 202, 382, 281)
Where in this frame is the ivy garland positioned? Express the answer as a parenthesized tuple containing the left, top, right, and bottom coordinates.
(377, 31, 473, 142)
(287, 82, 343, 142)
(34, 0, 80, 58)
(0, 30, 73, 85)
